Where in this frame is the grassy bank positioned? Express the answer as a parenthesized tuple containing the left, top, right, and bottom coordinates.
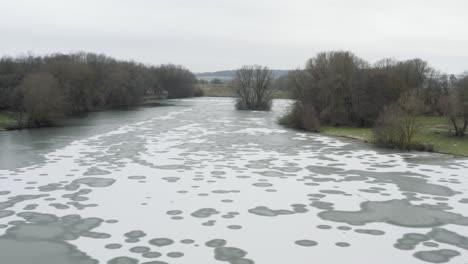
(199, 83, 291, 99)
(321, 116, 468, 156)
(0, 112, 16, 130)
(198, 83, 235, 97)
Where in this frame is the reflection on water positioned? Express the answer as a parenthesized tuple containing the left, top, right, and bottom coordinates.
(0, 97, 467, 264)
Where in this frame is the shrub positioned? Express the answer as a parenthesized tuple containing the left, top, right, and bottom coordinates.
(279, 102, 320, 132)
(373, 105, 405, 148)
(193, 86, 205, 97)
(373, 93, 422, 150)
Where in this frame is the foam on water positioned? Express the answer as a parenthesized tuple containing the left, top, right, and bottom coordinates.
(0, 98, 467, 263)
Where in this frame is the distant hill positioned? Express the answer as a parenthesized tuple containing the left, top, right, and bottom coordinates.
(196, 70, 289, 81)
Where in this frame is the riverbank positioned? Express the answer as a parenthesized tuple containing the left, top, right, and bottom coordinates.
(199, 83, 291, 99)
(0, 100, 173, 132)
(0, 112, 15, 130)
(321, 116, 468, 157)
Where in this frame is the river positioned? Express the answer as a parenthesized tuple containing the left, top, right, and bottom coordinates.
(0, 97, 467, 264)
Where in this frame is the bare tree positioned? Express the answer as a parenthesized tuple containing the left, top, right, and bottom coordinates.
(232, 65, 273, 110)
(373, 92, 423, 150)
(441, 76, 468, 137)
(397, 92, 423, 149)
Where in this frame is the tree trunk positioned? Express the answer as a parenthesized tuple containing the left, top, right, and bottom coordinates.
(450, 117, 461, 136)
(460, 119, 468, 137)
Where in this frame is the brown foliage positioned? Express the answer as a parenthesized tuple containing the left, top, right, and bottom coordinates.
(279, 101, 320, 132)
(373, 93, 423, 150)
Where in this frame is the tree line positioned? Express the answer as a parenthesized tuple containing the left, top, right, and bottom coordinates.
(282, 51, 468, 149)
(0, 52, 199, 128)
(231, 51, 468, 150)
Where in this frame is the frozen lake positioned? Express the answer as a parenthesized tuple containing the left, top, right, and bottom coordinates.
(0, 97, 468, 264)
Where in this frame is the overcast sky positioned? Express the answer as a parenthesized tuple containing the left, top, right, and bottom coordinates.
(1, 0, 467, 73)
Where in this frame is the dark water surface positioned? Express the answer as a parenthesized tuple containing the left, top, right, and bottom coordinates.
(0, 98, 467, 264)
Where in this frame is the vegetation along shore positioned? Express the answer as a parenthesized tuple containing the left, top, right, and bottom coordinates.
(0, 52, 202, 130)
(1, 50, 467, 156)
(225, 51, 468, 156)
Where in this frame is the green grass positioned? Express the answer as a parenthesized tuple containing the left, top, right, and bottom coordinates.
(199, 83, 235, 97)
(321, 126, 373, 142)
(413, 116, 468, 156)
(199, 83, 292, 99)
(0, 111, 16, 130)
(321, 116, 468, 156)
(272, 90, 292, 99)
